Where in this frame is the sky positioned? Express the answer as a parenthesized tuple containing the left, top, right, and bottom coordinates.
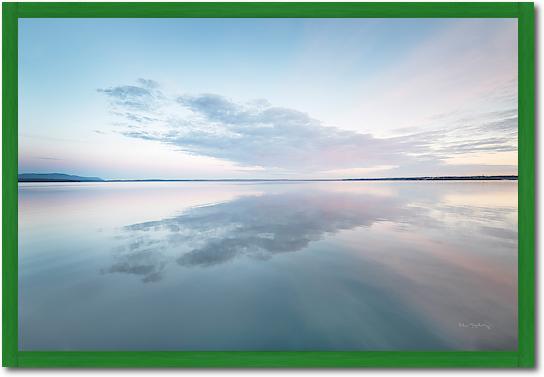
(19, 18, 518, 180)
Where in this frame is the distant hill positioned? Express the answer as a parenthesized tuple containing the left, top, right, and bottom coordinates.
(18, 173, 104, 182)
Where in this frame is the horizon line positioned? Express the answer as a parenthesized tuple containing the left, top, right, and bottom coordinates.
(18, 173, 519, 183)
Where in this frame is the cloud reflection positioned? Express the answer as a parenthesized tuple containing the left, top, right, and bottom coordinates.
(102, 238, 166, 283)
(19, 181, 517, 350)
(104, 185, 516, 286)
(105, 190, 410, 281)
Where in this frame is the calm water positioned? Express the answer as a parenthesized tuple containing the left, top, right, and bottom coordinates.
(18, 181, 517, 351)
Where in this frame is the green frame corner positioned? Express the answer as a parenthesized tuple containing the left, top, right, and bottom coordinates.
(2, 2, 535, 368)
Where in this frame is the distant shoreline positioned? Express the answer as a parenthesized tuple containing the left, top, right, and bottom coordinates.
(18, 175, 518, 183)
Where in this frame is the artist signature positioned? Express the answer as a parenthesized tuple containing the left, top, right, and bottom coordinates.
(458, 322, 492, 330)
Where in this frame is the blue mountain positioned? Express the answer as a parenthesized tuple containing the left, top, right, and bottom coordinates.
(18, 173, 103, 182)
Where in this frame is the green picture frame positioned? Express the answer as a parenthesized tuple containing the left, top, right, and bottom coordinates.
(2, 2, 534, 368)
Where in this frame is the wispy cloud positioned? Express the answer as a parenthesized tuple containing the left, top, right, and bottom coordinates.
(36, 156, 62, 161)
(98, 79, 517, 176)
(98, 78, 162, 112)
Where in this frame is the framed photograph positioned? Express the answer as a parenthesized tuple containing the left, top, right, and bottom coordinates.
(3, 2, 534, 368)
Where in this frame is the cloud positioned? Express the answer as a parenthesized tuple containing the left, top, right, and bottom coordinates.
(105, 189, 411, 279)
(98, 182, 516, 349)
(392, 107, 518, 172)
(36, 157, 62, 161)
(98, 78, 162, 112)
(98, 80, 517, 175)
(105, 183, 516, 282)
(104, 249, 166, 283)
(102, 238, 166, 282)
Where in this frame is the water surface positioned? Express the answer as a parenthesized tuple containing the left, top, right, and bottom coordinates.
(19, 181, 518, 350)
